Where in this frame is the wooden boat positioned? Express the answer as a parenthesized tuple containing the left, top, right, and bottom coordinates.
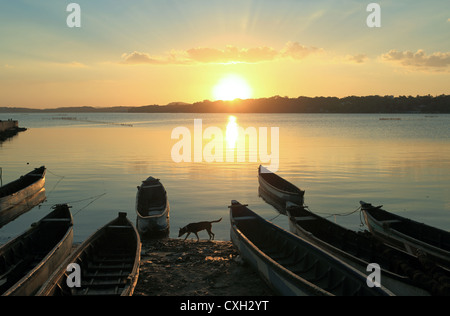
(0, 166, 46, 215)
(229, 200, 394, 296)
(286, 202, 443, 296)
(258, 165, 304, 206)
(0, 204, 73, 296)
(361, 201, 450, 270)
(135, 176, 170, 235)
(0, 188, 46, 228)
(37, 212, 141, 296)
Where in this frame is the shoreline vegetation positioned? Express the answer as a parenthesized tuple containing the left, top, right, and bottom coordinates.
(1, 95, 449, 114)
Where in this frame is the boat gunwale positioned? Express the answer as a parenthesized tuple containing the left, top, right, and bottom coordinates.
(230, 205, 330, 296)
(1, 204, 73, 296)
(258, 165, 304, 196)
(0, 166, 47, 198)
(135, 179, 169, 219)
(36, 212, 141, 296)
(230, 201, 394, 296)
(286, 205, 433, 295)
(361, 203, 450, 254)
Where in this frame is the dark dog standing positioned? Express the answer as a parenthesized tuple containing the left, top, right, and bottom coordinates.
(178, 218, 222, 241)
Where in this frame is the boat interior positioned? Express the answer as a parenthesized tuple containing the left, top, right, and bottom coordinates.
(49, 217, 137, 296)
(0, 206, 71, 295)
(232, 205, 381, 296)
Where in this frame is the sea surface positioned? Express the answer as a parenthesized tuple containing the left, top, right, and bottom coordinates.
(1, 113, 449, 244)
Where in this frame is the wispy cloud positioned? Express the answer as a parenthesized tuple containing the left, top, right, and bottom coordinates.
(120, 42, 323, 65)
(381, 49, 450, 71)
(346, 54, 369, 64)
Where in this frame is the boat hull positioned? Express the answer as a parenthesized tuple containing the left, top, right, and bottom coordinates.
(361, 202, 450, 270)
(258, 165, 304, 206)
(0, 188, 46, 228)
(37, 212, 141, 296)
(0, 166, 46, 215)
(136, 202, 170, 234)
(0, 204, 73, 296)
(286, 204, 431, 296)
(230, 200, 393, 296)
(135, 177, 170, 235)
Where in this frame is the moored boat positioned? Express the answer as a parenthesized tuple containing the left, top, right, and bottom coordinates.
(0, 188, 46, 228)
(229, 200, 394, 296)
(0, 166, 46, 216)
(286, 202, 449, 296)
(136, 177, 170, 235)
(258, 165, 304, 206)
(361, 201, 450, 270)
(0, 204, 73, 296)
(36, 212, 141, 296)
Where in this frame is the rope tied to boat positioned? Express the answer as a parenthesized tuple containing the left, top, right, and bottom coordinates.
(303, 205, 362, 219)
(71, 193, 107, 217)
(45, 169, 107, 217)
(45, 169, 65, 199)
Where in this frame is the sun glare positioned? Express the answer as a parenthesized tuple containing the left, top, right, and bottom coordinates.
(226, 115, 239, 149)
(213, 75, 252, 101)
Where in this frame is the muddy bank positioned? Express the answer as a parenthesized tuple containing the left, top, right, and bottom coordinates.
(134, 238, 274, 296)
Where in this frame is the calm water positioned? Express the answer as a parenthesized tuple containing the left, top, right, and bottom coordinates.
(1, 113, 449, 244)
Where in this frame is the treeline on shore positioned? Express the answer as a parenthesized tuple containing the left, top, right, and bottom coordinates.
(1, 95, 449, 114)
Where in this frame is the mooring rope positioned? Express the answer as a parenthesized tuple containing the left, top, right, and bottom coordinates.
(45, 169, 65, 200)
(71, 193, 107, 217)
(45, 168, 107, 217)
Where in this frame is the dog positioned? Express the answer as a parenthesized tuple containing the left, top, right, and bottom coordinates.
(178, 218, 222, 241)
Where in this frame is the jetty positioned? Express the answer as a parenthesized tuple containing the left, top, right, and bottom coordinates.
(0, 120, 26, 142)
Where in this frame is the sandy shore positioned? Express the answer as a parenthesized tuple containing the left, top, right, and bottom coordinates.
(134, 238, 274, 296)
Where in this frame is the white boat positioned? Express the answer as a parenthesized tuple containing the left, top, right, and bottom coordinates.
(135, 177, 170, 235)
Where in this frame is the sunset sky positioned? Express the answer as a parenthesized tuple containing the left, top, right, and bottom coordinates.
(1, 0, 449, 108)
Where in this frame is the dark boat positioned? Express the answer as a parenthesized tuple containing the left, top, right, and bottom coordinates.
(229, 200, 394, 296)
(0, 204, 73, 296)
(0, 188, 46, 228)
(136, 177, 170, 235)
(286, 202, 449, 296)
(258, 165, 304, 206)
(361, 201, 450, 270)
(0, 166, 46, 224)
(36, 212, 141, 296)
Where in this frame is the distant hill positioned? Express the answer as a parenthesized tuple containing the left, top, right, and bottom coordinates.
(1, 95, 449, 114)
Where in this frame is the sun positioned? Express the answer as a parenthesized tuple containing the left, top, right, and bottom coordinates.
(213, 74, 252, 101)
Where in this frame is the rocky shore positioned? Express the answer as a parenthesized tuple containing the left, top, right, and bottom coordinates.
(134, 238, 274, 296)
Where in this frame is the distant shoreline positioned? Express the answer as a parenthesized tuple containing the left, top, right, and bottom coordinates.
(1, 95, 449, 114)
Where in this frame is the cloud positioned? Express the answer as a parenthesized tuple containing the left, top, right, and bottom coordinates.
(381, 49, 450, 70)
(281, 41, 323, 60)
(187, 45, 278, 63)
(120, 42, 323, 65)
(120, 51, 185, 65)
(346, 54, 369, 64)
